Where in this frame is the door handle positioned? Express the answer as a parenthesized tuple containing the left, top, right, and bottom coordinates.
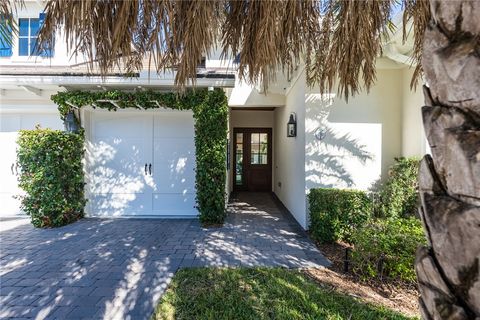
(144, 163, 148, 175)
(11, 163, 18, 176)
(149, 163, 152, 175)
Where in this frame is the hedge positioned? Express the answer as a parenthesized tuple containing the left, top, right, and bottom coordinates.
(350, 217, 427, 282)
(16, 129, 86, 228)
(308, 188, 372, 244)
(375, 157, 420, 219)
(51, 88, 228, 224)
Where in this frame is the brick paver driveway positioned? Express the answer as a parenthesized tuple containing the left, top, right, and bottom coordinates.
(0, 192, 329, 319)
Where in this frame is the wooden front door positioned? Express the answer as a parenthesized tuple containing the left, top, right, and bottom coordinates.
(233, 128, 272, 192)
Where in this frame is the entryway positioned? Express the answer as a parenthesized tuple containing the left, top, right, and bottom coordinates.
(233, 128, 272, 192)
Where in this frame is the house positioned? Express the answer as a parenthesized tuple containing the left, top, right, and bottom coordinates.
(0, 1, 426, 229)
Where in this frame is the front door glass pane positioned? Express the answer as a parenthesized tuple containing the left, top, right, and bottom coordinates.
(250, 133, 268, 165)
(235, 133, 243, 185)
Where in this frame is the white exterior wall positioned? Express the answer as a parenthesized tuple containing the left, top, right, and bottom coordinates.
(401, 68, 428, 157)
(271, 68, 424, 230)
(305, 69, 404, 192)
(273, 74, 307, 228)
(228, 78, 285, 107)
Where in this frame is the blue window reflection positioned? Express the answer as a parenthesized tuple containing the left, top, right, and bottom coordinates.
(19, 18, 29, 37)
(0, 21, 13, 57)
(18, 17, 53, 57)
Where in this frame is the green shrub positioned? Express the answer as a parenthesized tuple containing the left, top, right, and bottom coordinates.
(16, 128, 86, 228)
(351, 217, 426, 282)
(375, 157, 420, 218)
(309, 188, 372, 244)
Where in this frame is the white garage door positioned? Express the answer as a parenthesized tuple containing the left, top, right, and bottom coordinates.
(0, 113, 64, 217)
(88, 110, 197, 217)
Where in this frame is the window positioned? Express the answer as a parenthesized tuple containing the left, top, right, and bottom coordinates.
(0, 19, 13, 57)
(250, 133, 268, 165)
(235, 133, 243, 185)
(18, 15, 53, 57)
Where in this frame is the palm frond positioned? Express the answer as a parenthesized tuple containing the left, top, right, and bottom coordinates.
(307, 0, 395, 100)
(403, 0, 431, 89)
(0, 0, 23, 47)
(37, 0, 428, 99)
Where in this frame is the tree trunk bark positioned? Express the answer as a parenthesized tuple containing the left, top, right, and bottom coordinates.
(415, 1, 480, 319)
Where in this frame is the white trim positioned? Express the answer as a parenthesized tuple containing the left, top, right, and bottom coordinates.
(383, 49, 413, 66)
(0, 106, 58, 114)
(285, 67, 306, 97)
(19, 85, 42, 96)
(83, 215, 198, 219)
(0, 75, 235, 88)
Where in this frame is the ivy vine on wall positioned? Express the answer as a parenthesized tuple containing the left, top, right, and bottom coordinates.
(51, 88, 228, 224)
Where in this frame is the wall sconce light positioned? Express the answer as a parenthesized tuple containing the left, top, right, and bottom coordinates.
(287, 113, 297, 137)
(64, 110, 79, 133)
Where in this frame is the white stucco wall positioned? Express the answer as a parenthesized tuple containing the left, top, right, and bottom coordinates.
(228, 78, 285, 107)
(273, 76, 307, 229)
(401, 68, 428, 157)
(305, 69, 404, 193)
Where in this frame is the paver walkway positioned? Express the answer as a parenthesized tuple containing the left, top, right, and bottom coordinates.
(0, 192, 329, 319)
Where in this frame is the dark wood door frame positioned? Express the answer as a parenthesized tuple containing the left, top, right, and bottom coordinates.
(233, 127, 272, 192)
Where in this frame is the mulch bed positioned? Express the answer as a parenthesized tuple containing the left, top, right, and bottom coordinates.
(305, 242, 420, 318)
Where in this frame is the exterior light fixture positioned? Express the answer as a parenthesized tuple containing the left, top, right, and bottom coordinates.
(287, 113, 297, 137)
(64, 110, 79, 133)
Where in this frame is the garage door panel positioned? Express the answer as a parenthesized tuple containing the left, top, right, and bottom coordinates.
(93, 114, 151, 138)
(0, 195, 23, 216)
(151, 112, 197, 216)
(89, 110, 197, 217)
(90, 193, 152, 217)
(90, 137, 151, 194)
(152, 193, 197, 216)
(21, 115, 63, 131)
(153, 111, 194, 138)
(0, 133, 20, 194)
(0, 115, 21, 132)
(152, 138, 196, 193)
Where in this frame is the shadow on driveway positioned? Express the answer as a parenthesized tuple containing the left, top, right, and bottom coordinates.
(0, 193, 328, 319)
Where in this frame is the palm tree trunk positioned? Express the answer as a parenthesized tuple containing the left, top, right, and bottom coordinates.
(415, 1, 480, 319)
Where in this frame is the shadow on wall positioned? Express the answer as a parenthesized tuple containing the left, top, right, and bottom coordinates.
(305, 93, 379, 190)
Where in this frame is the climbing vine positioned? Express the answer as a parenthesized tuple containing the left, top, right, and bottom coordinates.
(51, 88, 228, 224)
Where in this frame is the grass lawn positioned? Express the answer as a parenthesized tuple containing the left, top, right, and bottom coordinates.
(153, 267, 417, 320)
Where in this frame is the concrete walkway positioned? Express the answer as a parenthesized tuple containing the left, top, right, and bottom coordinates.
(0, 192, 328, 319)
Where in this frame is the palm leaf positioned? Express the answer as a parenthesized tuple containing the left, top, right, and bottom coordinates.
(36, 0, 426, 99)
(0, 0, 23, 47)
